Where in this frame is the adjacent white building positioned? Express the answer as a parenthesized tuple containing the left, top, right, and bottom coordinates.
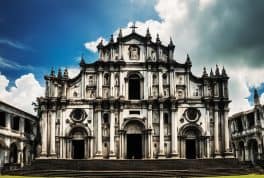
(37, 27, 232, 160)
(0, 100, 38, 169)
(229, 89, 264, 163)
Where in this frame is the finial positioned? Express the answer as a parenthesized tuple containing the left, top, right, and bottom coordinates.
(129, 22, 138, 33)
(50, 67, 55, 77)
(222, 66, 227, 77)
(210, 68, 214, 77)
(146, 27, 151, 40)
(156, 33, 161, 45)
(109, 34, 114, 43)
(254, 88, 260, 106)
(63, 68, 69, 79)
(202, 67, 208, 77)
(215, 64, 220, 76)
(57, 68, 62, 79)
(118, 28, 122, 38)
(80, 54, 85, 66)
(186, 54, 191, 64)
(168, 37, 175, 48)
(117, 29, 123, 42)
(97, 39, 104, 49)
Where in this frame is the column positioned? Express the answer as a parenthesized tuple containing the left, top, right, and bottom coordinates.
(109, 105, 116, 159)
(158, 71, 163, 97)
(95, 108, 103, 158)
(6, 113, 11, 130)
(50, 111, 56, 157)
(148, 71, 152, 97)
(169, 70, 174, 97)
(90, 139, 93, 158)
(224, 110, 233, 157)
(207, 137, 211, 158)
(119, 105, 124, 159)
(171, 104, 178, 157)
(119, 132, 123, 159)
(40, 112, 47, 157)
(244, 145, 249, 161)
(214, 109, 221, 157)
(19, 118, 25, 134)
(148, 104, 153, 158)
(110, 71, 114, 97)
(119, 72, 123, 97)
(98, 71, 103, 97)
(158, 104, 165, 158)
(19, 141, 24, 167)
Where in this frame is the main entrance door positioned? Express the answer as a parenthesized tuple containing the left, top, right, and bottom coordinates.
(186, 139, 196, 159)
(127, 134, 142, 159)
(72, 140, 85, 159)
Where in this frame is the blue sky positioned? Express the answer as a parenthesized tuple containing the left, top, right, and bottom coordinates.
(0, 0, 158, 85)
(0, 0, 264, 114)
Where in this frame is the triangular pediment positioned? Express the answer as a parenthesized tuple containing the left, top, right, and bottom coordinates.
(121, 32, 147, 43)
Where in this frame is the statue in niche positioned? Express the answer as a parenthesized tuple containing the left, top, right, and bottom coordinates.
(151, 51, 156, 61)
(90, 90, 95, 98)
(129, 45, 139, 60)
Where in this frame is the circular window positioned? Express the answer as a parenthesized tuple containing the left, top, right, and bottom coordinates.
(70, 109, 87, 122)
(184, 108, 200, 122)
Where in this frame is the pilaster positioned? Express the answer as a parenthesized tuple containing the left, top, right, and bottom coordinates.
(158, 103, 165, 158)
(109, 104, 116, 159)
(95, 105, 103, 159)
(171, 104, 178, 158)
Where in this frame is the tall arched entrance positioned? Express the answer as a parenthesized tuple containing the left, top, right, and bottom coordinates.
(179, 125, 205, 159)
(238, 141, 245, 161)
(248, 139, 258, 163)
(122, 119, 148, 159)
(69, 127, 90, 159)
(0, 139, 7, 167)
(9, 143, 18, 163)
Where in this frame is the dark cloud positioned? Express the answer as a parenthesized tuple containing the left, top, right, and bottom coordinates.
(192, 0, 264, 68)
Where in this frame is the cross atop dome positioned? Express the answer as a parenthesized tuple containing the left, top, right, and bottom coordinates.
(129, 22, 138, 33)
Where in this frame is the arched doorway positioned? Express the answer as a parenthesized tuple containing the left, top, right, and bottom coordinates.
(9, 143, 18, 163)
(0, 140, 7, 167)
(179, 125, 204, 159)
(248, 139, 258, 163)
(238, 141, 245, 161)
(23, 145, 32, 165)
(128, 74, 141, 100)
(69, 127, 89, 159)
(124, 120, 146, 159)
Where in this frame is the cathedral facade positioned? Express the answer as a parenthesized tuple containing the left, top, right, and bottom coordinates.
(37, 27, 232, 160)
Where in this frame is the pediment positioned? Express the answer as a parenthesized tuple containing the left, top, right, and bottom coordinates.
(121, 33, 146, 44)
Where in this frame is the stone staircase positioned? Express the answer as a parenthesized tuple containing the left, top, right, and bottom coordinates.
(2, 158, 261, 177)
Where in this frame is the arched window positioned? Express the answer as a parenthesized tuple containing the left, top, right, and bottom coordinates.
(115, 74, 119, 86)
(103, 113, 109, 124)
(103, 73, 110, 85)
(129, 74, 141, 100)
(153, 74, 158, 85)
(164, 113, 169, 124)
(162, 73, 167, 85)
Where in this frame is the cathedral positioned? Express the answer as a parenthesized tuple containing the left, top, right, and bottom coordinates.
(37, 26, 233, 160)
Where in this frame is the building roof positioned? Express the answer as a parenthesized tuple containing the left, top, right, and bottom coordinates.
(0, 100, 37, 120)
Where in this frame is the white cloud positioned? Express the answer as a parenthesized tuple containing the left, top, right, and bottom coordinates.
(199, 0, 215, 10)
(67, 67, 80, 79)
(0, 39, 32, 50)
(0, 56, 34, 70)
(260, 93, 264, 105)
(84, 37, 107, 53)
(0, 73, 44, 115)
